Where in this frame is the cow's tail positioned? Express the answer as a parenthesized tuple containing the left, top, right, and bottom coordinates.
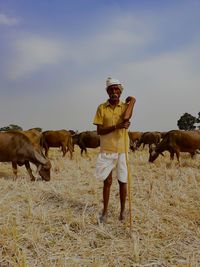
(67, 136, 74, 153)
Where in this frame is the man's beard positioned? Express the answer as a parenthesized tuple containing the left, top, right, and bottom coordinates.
(110, 93, 118, 100)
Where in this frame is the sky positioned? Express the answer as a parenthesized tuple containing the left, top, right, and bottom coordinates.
(0, 0, 200, 132)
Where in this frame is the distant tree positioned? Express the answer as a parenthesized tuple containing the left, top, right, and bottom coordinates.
(0, 126, 9, 131)
(197, 112, 200, 129)
(0, 124, 23, 131)
(177, 113, 197, 130)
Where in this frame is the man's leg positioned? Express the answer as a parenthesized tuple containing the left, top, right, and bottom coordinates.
(100, 171, 112, 223)
(118, 181, 127, 221)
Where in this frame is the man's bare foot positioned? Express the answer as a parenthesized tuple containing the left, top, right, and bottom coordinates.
(99, 214, 107, 223)
(119, 213, 125, 221)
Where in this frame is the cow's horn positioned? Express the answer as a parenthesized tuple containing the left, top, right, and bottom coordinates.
(34, 150, 48, 165)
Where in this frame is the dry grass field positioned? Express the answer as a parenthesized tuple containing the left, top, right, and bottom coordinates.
(0, 147, 200, 267)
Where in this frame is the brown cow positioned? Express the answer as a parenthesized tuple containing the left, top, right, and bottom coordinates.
(149, 130, 200, 163)
(72, 131, 100, 155)
(128, 131, 143, 151)
(137, 131, 161, 149)
(0, 131, 51, 181)
(42, 130, 74, 158)
(12, 128, 50, 181)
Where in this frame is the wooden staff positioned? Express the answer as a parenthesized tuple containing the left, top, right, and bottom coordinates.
(124, 96, 136, 229)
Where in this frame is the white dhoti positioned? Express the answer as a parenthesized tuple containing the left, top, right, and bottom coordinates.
(95, 153, 128, 183)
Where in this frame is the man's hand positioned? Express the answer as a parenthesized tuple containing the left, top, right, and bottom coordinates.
(125, 96, 136, 104)
(116, 121, 130, 129)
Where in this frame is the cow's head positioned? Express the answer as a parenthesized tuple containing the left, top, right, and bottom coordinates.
(130, 139, 139, 152)
(34, 150, 51, 181)
(72, 134, 79, 145)
(149, 144, 159, 162)
(149, 144, 164, 163)
(38, 159, 51, 181)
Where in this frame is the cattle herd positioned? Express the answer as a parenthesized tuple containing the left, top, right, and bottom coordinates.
(0, 128, 199, 181)
(0, 129, 100, 181)
(129, 130, 200, 162)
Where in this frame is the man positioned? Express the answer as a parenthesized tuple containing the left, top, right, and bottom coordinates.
(93, 77, 136, 223)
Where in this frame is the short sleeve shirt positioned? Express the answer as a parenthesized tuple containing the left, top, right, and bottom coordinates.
(93, 100, 129, 153)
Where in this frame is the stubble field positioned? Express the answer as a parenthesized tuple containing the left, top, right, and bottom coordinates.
(0, 147, 200, 267)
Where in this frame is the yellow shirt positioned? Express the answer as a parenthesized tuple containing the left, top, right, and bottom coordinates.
(93, 100, 129, 153)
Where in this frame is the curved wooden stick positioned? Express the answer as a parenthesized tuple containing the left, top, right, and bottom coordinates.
(125, 133, 132, 229)
(124, 96, 136, 230)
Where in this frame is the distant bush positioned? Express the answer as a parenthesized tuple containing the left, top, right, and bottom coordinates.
(0, 124, 23, 131)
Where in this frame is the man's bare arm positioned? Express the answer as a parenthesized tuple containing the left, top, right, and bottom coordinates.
(97, 121, 130, 135)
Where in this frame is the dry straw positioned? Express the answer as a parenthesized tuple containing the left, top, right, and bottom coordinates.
(0, 147, 200, 266)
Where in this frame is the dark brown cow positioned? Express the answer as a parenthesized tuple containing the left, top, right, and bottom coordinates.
(42, 130, 74, 158)
(128, 131, 143, 151)
(149, 130, 200, 163)
(0, 131, 51, 181)
(137, 131, 161, 149)
(72, 131, 100, 155)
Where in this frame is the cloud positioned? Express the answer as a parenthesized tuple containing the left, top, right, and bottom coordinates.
(6, 14, 150, 80)
(0, 13, 19, 26)
(66, 14, 152, 65)
(8, 35, 66, 79)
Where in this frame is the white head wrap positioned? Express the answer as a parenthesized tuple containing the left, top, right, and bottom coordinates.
(106, 77, 123, 92)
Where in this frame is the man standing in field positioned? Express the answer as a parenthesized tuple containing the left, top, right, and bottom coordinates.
(93, 77, 136, 223)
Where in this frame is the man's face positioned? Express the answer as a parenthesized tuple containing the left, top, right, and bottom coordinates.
(107, 85, 121, 102)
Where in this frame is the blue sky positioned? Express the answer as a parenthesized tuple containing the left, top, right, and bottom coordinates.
(0, 0, 200, 131)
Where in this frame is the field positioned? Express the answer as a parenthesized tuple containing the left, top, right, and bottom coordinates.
(0, 147, 200, 267)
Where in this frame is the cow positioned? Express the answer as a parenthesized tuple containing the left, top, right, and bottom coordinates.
(0, 131, 51, 181)
(128, 131, 143, 151)
(72, 131, 100, 155)
(149, 130, 200, 163)
(13, 128, 49, 180)
(42, 130, 74, 159)
(137, 131, 161, 149)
